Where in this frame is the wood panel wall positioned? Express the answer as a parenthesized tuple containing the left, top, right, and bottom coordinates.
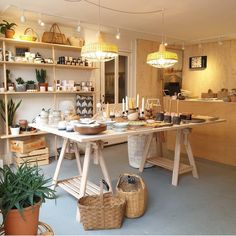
(136, 39, 162, 99)
(182, 39, 236, 97)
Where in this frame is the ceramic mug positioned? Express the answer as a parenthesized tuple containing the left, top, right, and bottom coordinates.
(156, 112, 164, 121)
(173, 116, 181, 125)
(0, 87, 5, 93)
(8, 86, 14, 92)
(164, 115, 172, 123)
(40, 86, 46, 92)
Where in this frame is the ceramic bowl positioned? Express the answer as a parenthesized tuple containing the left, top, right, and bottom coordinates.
(127, 112, 139, 121)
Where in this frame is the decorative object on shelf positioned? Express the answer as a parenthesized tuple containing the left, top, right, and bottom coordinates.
(6, 69, 15, 90)
(15, 77, 26, 92)
(146, 9, 178, 68)
(78, 180, 125, 230)
(68, 36, 85, 47)
(10, 124, 20, 135)
(35, 69, 48, 91)
(229, 88, 236, 102)
(26, 80, 36, 90)
(116, 173, 147, 218)
(189, 56, 207, 69)
(0, 98, 22, 127)
(42, 23, 67, 45)
(19, 119, 28, 131)
(0, 20, 17, 38)
(0, 163, 56, 235)
(19, 27, 39, 41)
(81, 0, 118, 62)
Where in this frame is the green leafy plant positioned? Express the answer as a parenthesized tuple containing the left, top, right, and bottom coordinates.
(35, 69, 47, 83)
(0, 163, 56, 220)
(16, 77, 25, 85)
(0, 99, 22, 126)
(0, 20, 17, 34)
(26, 80, 35, 85)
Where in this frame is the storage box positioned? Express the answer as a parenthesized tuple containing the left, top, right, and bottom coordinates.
(15, 147, 49, 167)
(10, 137, 46, 154)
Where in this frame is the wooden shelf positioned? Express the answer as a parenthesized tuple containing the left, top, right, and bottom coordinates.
(1, 130, 48, 139)
(57, 175, 107, 199)
(0, 37, 82, 50)
(55, 64, 97, 70)
(147, 157, 193, 175)
(2, 61, 97, 70)
(4, 91, 94, 95)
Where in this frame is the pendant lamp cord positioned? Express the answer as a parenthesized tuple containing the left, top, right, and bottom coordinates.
(161, 8, 165, 44)
(98, 0, 101, 32)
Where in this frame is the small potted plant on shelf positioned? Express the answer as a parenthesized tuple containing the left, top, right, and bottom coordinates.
(15, 77, 26, 92)
(0, 20, 17, 38)
(0, 98, 22, 134)
(0, 162, 56, 235)
(35, 69, 48, 91)
(26, 80, 36, 90)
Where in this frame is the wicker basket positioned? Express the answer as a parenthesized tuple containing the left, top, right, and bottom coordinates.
(78, 181, 126, 230)
(116, 173, 147, 218)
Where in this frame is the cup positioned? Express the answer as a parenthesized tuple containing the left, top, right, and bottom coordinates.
(0, 87, 5, 93)
(48, 86, 54, 92)
(164, 114, 172, 123)
(8, 86, 14, 92)
(156, 112, 164, 121)
(172, 116, 181, 125)
(40, 86, 46, 92)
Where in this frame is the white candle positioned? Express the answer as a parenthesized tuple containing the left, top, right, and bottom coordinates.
(136, 94, 139, 108)
(122, 98, 125, 112)
(141, 97, 145, 112)
(125, 96, 128, 110)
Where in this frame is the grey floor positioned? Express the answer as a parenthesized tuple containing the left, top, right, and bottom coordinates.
(40, 143, 236, 235)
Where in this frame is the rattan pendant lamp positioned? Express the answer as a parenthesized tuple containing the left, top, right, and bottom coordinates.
(146, 9, 178, 68)
(81, 0, 118, 62)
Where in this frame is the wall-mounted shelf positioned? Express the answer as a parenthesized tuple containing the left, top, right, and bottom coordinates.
(4, 91, 94, 95)
(0, 37, 82, 50)
(0, 130, 48, 139)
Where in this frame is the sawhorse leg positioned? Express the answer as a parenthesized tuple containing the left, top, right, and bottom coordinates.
(172, 130, 182, 186)
(52, 138, 69, 190)
(183, 129, 199, 179)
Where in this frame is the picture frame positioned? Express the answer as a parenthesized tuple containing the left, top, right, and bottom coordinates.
(15, 46, 30, 57)
(189, 56, 207, 69)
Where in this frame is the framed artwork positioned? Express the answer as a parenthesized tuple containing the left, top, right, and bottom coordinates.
(189, 56, 207, 69)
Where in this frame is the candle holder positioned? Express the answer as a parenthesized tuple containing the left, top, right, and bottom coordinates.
(139, 111, 145, 120)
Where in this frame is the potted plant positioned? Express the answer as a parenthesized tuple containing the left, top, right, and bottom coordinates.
(15, 77, 26, 92)
(0, 99, 22, 134)
(0, 163, 56, 235)
(35, 69, 48, 91)
(26, 80, 36, 90)
(0, 20, 17, 38)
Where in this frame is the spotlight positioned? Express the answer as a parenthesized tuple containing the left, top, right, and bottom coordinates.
(38, 14, 45, 27)
(40, 21, 45, 27)
(116, 28, 120, 40)
(20, 10, 26, 23)
(164, 42, 168, 46)
(182, 42, 185, 50)
(198, 43, 202, 49)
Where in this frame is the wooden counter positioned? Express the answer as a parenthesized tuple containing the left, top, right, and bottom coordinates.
(164, 98, 235, 166)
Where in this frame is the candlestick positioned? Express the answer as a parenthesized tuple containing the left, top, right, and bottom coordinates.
(141, 97, 145, 112)
(122, 98, 125, 112)
(136, 94, 139, 108)
(125, 96, 128, 111)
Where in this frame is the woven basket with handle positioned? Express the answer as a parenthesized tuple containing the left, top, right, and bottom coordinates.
(116, 173, 147, 218)
(20, 28, 39, 41)
(78, 180, 126, 230)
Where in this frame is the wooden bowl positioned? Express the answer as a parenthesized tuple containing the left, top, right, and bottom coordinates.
(74, 124, 106, 135)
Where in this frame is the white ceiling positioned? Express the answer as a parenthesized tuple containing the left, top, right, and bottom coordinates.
(1, 0, 236, 44)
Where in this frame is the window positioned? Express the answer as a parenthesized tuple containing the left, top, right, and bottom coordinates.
(103, 53, 129, 104)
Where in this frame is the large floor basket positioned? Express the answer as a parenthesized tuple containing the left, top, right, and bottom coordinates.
(116, 173, 148, 218)
(78, 182, 126, 230)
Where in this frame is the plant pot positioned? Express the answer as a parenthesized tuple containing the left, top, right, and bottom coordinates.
(4, 201, 41, 235)
(26, 84, 36, 90)
(15, 84, 26, 92)
(10, 126, 20, 135)
(5, 29, 15, 39)
(38, 83, 48, 91)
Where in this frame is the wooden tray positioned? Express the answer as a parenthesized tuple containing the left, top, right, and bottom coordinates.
(74, 124, 106, 135)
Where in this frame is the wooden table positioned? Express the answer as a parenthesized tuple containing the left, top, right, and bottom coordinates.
(30, 119, 225, 199)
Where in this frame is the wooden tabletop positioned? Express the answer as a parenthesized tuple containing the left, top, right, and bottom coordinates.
(30, 119, 225, 143)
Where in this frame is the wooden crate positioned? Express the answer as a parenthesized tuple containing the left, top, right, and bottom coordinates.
(10, 137, 46, 154)
(15, 147, 49, 167)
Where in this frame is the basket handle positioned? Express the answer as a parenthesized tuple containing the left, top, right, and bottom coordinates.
(99, 179, 110, 204)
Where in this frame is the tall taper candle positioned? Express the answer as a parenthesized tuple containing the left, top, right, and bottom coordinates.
(136, 94, 139, 108)
(141, 97, 145, 112)
(126, 96, 128, 110)
(122, 98, 125, 112)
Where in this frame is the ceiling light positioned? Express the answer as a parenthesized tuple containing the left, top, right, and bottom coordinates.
(146, 9, 178, 68)
(182, 42, 185, 50)
(38, 13, 45, 27)
(76, 22, 81, 32)
(81, 0, 118, 62)
(164, 42, 168, 46)
(20, 10, 26, 23)
(116, 28, 120, 40)
(198, 43, 202, 48)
